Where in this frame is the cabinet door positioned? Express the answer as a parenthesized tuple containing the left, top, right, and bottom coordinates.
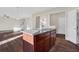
(34, 32, 50, 52)
(44, 38, 50, 52)
(35, 40, 44, 52)
(23, 40, 34, 52)
(43, 32, 50, 52)
(50, 34, 54, 47)
(50, 30, 56, 48)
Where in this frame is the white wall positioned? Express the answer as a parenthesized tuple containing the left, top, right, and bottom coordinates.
(32, 8, 72, 29)
(0, 17, 17, 30)
(40, 15, 50, 28)
(24, 17, 33, 30)
(0, 15, 33, 31)
(0, 16, 25, 31)
(33, 14, 50, 29)
(50, 12, 65, 34)
(34, 12, 66, 34)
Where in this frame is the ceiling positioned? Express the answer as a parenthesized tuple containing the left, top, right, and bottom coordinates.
(0, 7, 53, 18)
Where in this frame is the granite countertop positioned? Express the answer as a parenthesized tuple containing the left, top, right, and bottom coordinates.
(22, 26, 56, 35)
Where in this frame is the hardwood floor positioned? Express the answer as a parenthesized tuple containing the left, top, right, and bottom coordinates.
(0, 33, 79, 52)
(49, 34, 79, 52)
(56, 34, 65, 39)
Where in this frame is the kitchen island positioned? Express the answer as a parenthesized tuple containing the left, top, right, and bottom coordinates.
(23, 28, 56, 52)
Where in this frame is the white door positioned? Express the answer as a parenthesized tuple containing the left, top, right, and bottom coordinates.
(66, 9, 77, 44)
(58, 15, 65, 34)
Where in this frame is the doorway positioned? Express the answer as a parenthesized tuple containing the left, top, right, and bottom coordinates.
(50, 12, 65, 36)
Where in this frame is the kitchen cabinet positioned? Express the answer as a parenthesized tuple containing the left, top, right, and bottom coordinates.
(23, 29, 56, 52)
(0, 31, 23, 52)
(0, 38, 23, 52)
(34, 32, 50, 52)
(50, 30, 56, 48)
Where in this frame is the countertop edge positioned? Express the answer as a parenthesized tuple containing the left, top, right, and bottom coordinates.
(0, 34, 23, 46)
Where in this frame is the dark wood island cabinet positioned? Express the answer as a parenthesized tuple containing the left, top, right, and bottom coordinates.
(23, 29, 56, 52)
(50, 30, 56, 48)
